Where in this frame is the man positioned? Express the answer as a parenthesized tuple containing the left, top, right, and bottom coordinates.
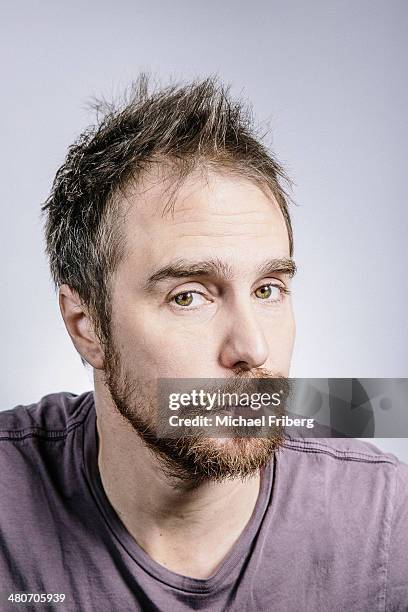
(0, 76, 407, 611)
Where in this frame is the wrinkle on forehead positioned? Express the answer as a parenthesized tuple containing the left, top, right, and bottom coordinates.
(111, 169, 289, 288)
(122, 166, 284, 226)
(117, 166, 290, 268)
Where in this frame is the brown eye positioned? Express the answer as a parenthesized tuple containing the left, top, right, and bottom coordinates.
(174, 292, 194, 307)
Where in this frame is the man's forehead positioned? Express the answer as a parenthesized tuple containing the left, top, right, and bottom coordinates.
(122, 168, 287, 236)
(110, 169, 292, 291)
(115, 170, 292, 286)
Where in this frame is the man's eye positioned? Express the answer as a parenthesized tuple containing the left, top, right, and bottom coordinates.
(254, 283, 287, 302)
(171, 291, 206, 308)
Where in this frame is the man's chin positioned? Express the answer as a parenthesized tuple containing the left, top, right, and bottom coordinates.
(149, 434, 282, 487)
(104, 361, 284, 485)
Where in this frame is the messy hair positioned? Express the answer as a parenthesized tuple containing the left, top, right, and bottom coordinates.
(42, 74, 294, 355)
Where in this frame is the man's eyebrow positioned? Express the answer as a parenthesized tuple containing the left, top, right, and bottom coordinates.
(144, 257, 296, 290)
(257, 257, 297, 279)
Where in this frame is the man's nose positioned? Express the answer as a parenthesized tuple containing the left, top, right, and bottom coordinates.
(218, 303, 269, 371)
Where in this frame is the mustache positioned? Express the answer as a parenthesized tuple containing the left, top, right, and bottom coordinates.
(210, 368, 288, 395)
(106, 361, 291, 416)
(161, 371, 291, 417)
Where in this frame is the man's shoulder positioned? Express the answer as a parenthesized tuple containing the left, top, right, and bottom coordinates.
(0, 390, 94, 442)
(273, 437, 408, 606)
(0, 390, 95, 513)
(278, 434, 408, 511)
(0, 391, 97, 591)
(280, 434, 400, 465)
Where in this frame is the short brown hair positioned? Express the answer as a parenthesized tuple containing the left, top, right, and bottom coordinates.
(42, 75, 293, 353)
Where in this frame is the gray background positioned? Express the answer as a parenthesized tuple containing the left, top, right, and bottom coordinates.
(1, 1, 407, 459)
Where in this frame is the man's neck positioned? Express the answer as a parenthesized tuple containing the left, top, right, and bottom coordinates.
(94, 390, 262, 579)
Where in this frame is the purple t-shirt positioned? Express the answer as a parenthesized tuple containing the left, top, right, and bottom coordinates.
(0, 391, 407, 611)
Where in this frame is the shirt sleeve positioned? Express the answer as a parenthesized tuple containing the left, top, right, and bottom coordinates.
(385, 458, 408, 611)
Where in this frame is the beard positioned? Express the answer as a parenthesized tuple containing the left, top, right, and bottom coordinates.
(103, 337, 289, 488)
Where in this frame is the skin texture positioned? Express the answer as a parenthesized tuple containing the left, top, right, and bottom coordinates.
(59, 168, 296, 578)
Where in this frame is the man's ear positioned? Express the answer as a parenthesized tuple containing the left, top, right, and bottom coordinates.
(58, 284, 105, 370)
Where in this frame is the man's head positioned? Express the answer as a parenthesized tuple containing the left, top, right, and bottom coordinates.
(43, 75, 296, 484)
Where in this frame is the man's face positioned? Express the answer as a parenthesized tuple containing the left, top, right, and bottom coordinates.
(103, 168, 296, 483)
